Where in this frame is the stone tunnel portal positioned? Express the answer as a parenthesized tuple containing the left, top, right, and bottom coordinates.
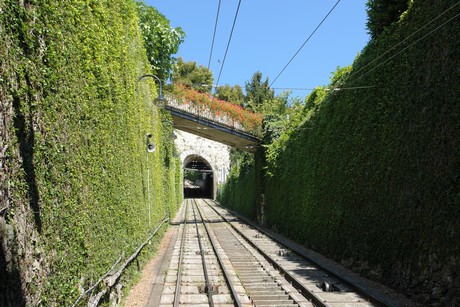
(183, 154, 214, 199)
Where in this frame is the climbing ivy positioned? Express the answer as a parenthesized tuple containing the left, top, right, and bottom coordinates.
(220, 0, 459, 304)
(1, 0, 182, 305)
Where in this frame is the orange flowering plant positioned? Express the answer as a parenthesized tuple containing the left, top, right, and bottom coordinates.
(168, 84, 262, 136)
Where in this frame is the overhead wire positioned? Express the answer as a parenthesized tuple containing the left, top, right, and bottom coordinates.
(351, 13, 460, 85)
(271, 87, 318, 91)
(175, 3, 458, 98)
(272, 2, 459, 93)
(271, 85, 374, 91)
(207, 0, 222, 70)
(269, 0, 341, 87)
(170, 80, 373, 93)
(347, 1, 460, 86)
(214, 0, 242, 94)
(188, 2, 457, 99)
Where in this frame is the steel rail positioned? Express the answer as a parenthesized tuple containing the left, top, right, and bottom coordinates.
(199, 199, 307, 306)
(202, 199, 327, 307)
(205, 199, 390, 306)
(194, 199, 243, 307)
(173, 201, 189, 307)
(191, 200, 214, 307)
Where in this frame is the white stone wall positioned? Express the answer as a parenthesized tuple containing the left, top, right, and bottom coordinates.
(174, 130, 231, 186)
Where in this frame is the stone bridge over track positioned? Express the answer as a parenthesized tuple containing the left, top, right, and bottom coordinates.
(164, 95, 261, 153)
(161, 94, 261, 199)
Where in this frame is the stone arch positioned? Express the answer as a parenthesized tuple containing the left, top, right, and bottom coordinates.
(180, 149, 216, 170)
(175, 131, 231, 199)
(182, 153, 215, 199)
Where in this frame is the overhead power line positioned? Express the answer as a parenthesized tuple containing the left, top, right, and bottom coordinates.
(351, 12, 460, 85)
(270, 0, 341, 87)
(347, 1, 460, 86)
(273, 85, 374, 91)
(207, 0, 222, 70)
(272, 87, 318, 91)
(214, 0, 242, 93)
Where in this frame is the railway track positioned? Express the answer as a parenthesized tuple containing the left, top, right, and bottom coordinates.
(159, 199, 396, 306)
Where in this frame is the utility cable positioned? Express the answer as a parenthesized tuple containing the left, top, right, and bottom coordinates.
(347, 8, 460, 86)
(272, 85, 374, 91)
(347, 1, 460, 86)
(207, 0, 222, 70)
(269, 0, 341, 87)
(273, 3, 459, 92)
(214, 0, 242, 93)
(271, 87, 318, 91)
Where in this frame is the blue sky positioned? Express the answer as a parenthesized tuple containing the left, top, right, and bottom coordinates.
(146, 0, 370, 99)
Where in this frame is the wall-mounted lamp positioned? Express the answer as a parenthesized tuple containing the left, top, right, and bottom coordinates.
(145, 133, 155, 227)
(146, 133, 156, 153)
(136, 74, 168, 108)
(147, 143, 156, 153)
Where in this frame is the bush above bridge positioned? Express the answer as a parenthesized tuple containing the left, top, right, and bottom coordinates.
(168, 84, 263, 136)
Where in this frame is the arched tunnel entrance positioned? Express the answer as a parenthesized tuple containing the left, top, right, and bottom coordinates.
(183, 154, 214, 199)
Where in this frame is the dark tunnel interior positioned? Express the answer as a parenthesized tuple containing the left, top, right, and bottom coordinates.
(183, 155, 213, 199)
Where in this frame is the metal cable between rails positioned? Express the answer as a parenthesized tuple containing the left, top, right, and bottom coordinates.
(203, 199, 391, 306)
(191, 200, 214, 307)
(200, 199, 307, 306)
(202, 199, 329, 307)
(194, 199, 243, 307)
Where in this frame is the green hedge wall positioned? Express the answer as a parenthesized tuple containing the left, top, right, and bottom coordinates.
(265, 0, 459, 303)
(1, 0, 182, 305)
(218, 164, 257, 220)
(218, 149, 264, 221)
(221, 0, 459, 303)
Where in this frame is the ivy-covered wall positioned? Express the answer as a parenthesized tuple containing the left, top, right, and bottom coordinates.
(220, 0, 459, 304)
(0, 0, 182, 305)
(218, 149, 264, 221)
(218, 164, 257, 220)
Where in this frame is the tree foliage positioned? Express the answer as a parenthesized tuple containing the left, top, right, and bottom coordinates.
(366, 0, 410, 38)
(245, 71, 275, 111)
(136, 0, 185, 79)
(215, 84, 245, 106)
(304, 86, 328, 112)
(172, 57, 214, 93)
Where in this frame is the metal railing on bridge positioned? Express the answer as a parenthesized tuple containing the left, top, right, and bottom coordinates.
(164, 88, 262, 138)
(166, 94, 247, 131)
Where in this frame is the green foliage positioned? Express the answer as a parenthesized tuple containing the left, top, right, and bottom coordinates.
(366, 0, 411, 38)
(170, 84, 263, 134)
(329, 65, 352, 87)
(245, 71, 275, 111)
(215, 84, 245, 106)
(217, 151, 257, 219)
(184, 169, 201, 183)
(304, 86, 328, 112)
(221, 0, 460, 303)
(172, 57, 214, 93)
(136, 0, 185, 80)
(265, 67, 349, 167)
(1, 0, 182, 305)
(266, 0, 459, 302)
